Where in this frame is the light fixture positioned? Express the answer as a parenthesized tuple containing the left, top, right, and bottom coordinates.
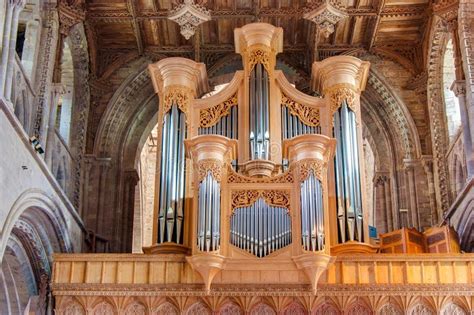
(29, 136, 45, 154)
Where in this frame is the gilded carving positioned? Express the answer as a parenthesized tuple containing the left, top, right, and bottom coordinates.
(200, 93, 238, 127)
(231, 190, 290, 211)
(293, 159, 324, 182)
(324, 83, 358, 114)
(281, 93, 320, 127)
(226, 167, 294, 183)
(248, 49, 271, 73)
(197, 159, 224, 182)
(163, 85, 193, 117)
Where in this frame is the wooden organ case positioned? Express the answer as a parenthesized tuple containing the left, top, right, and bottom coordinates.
(146, 23, 375, 294)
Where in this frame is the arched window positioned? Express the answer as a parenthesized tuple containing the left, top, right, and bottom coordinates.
(16, 1, 41, 80)
(56, 40, 74, 145)
(442, 38, 462, 141)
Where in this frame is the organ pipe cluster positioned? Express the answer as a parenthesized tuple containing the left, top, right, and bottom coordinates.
(281, 107, 321, 139)
(197, 172, 221, 251)
(158, 104, 186, 244)
(334, 101, 363, 242)
(249, 63, 270, 160)
(300, 171, 325, 251)
(230, 198, 291, 257)
(198, 106, 238, 139)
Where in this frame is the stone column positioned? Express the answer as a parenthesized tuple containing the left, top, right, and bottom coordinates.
(421, 155, 439, 224)
(4, 0, 25, 100)
(404, 159, 420, 229)
(95, 158, 111, 233)
(44, 84, 64, 167)
(121, 170, 140, 253)
(374, 173, 393, 233)
(0, 0, 24, 100)
(451, 80, 474, 178)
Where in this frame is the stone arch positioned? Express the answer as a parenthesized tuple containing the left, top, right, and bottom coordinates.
(67, 22, 90, 209)
(0, 192, 71, 313)
(427, 16, 453, 212)
(1, 189, 73, 259)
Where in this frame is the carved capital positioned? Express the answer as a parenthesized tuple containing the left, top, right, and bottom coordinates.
(163, 85, 194, 117)
(451, 80, 466, 97)
(197, 159, 224, 182)
(294, 159, 324, 182)
(324, 83, 358, 115)
(248, 48, 272, 73)
(281, 93, 320, 127)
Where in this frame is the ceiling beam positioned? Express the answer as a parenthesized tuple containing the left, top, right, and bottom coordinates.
(87, 5, 426, 22)
(126, 0, 144, 55)
(367, 0, 386, 51)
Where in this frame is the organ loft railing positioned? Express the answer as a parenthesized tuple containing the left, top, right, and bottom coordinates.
(146, 23, 374, 293)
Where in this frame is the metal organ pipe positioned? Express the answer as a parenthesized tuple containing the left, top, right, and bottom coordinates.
(334, 101, 363, 243)
(197, 172, 221, 252)
(158, 103, 186, 244)
(280, 106, 322, 141)
(300, 171, 325, 251)
(230, 198, 291, 257)
(249, 63, 270, 160)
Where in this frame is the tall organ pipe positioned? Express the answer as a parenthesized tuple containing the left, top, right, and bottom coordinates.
(249, 63, 270, 160)
(300, 171, 325, 251)
(280, 106, 321, 141)
(334, 101, 363, 243)
(197, 172, 221, 252)
(158, 103, 186, 244)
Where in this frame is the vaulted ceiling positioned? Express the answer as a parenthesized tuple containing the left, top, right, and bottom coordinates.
(83, 0, 431, 79)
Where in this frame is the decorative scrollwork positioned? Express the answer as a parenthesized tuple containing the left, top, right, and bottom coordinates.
(248, 49, 271, 73)
(163, 85, 193, 117)
(232, 190, 290, 211)
(226, 167, 294, 183)
(293, 159, 324, 182)
(281, 93, 320, 127)
(324, 83, 358, 114)
(199, 93, 238, 127)
(197, 159, 224, 182)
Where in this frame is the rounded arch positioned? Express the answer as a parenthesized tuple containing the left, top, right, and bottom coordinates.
(427, 16, 454, 212)
(1, 189, 73, 259)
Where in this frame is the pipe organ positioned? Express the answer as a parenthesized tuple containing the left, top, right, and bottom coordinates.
(147, 22, 373, 292)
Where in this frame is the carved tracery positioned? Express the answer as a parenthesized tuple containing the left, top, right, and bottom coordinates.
(231, 190, 291, 211)
(200, 93, 238, 127)
(281, 93, 321, 127)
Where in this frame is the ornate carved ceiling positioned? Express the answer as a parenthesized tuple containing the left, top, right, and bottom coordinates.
(71, 0, 431, 79)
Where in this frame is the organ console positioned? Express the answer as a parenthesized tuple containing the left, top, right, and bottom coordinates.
(146, 22, 375, 293)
